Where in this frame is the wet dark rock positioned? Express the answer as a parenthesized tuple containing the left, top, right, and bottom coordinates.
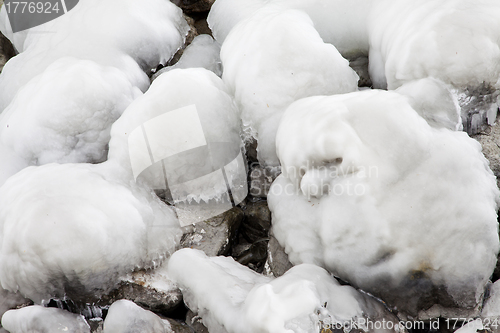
(241, 200, 271, 243)
(180, 207, 244, 256)
(96, 280, 183, 317)
(350, 56, 372, 88)
(171, 0, 215, 13)
(249, 165, 281, 198)
(245, 138, 258, 164)
(0, 31, 16, 73)
(186, 309, 209, 333)
(266, 233, 293, 277)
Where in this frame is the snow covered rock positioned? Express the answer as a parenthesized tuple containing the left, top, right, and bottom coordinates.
(472, 115, 500, 191)
(102, 300, 172, 333)
(221, 6, 358, 165)
(367, 0, 500, 133)
(0, 163, 181, 303)
(0, 289, 31, 322)
(152, 35, 222, 81)
(168, 248, 401, 333)
(1, 305, 90, 333)
(0, 0, 189, 111)
(0, 57, 141, 187)
(268, 90, 499, 318)
(108, 68, 246, 226)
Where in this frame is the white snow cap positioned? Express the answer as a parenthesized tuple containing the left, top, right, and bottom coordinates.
(268, 90, 499, 317)
(1, 305, 90, 333)
(0, 57, 141, 187)
(221, 6, 358, 165)
(368, 0, 500, 90)
(208, 0, 371, 58)
(168, 248, 400, 333)
(103, 300, 172, 333)
(0, 0, 189, 111)
(0, 162, 181, 303)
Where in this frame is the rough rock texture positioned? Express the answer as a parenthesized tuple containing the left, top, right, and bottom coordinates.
(240, 200, 271, 243)
(0, 31, 15, 73)
(185, 310, 209, 333)
(96, 280, 183, 317)
(249, 165, 281, 198)
(163, 318, 192, 333)
(349, 56, 372, 88)
(266, 233, 294, 278)
(0, 289, 32, 321)
(171, 0, 215, 13)
(180, 207, 244, 256)
(472, 115, 500, 190)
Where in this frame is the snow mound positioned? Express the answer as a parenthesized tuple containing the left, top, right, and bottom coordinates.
(0, 0, 189, 111)
(0, 163, 181, 303)
(1, 305, 90, 333)
(368, 0, 500, 90)
(103, 300, 172, 333)
(168, 248, 400, 333)
(221, 7, 358, 165)
(268, 90, 499, 317)
(0, 57, 141, 187)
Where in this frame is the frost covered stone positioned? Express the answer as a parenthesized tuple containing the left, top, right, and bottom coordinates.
(0, 58, 141, 186)
(102, 300, 173, 333)
(1, 305, 90, 333)
(168, 248, 400, 333)
(0, 0, 189, 110)
(221, 7, 358, 165)
(108, 68, 246, 226)
(0, 163, 181, 303)
(268, 90, 499, 317)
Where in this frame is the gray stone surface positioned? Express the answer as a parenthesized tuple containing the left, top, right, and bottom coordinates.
(0, 31, 16, 73)
(249, 165, 281, 198)
(180, 207, 244, 256)
(171, 0, 215, 13)
(472, 115, 500, 190)
(185, 310, 209, 333)
(266, 233, 293, 277)
(350, 56, 372, 88)
(241, 200, 271, 243)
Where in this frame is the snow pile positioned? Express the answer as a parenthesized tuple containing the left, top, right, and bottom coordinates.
(268, 90, 499, 317)
(0, 0, 189, 109)
(108, 68, 246, 225)
(102, 300, 172, 333)
(1, 305, 90, 333)
(208, 0, 371, 58)
(220, 6, 358, 165)
(168, 248, 400, 333)
(368, 0, 500, 90)
(152, 34, 222, 81)
(0, 163, 181, 303)
(0, 58, 141, 186)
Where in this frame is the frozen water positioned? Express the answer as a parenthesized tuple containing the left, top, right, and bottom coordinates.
(168, 248, 400, 333)
(1, 305, 90, 333)
(0, 0, 189, 111)
(0, 57, 141, 187)
(220, 6, 358, 165)
(152, 35, 222, 81)
(0, 162, 181, 303)
(103, 300, 172, 333)
(268, 90, 499, 317)
(368, 0, 500, 90)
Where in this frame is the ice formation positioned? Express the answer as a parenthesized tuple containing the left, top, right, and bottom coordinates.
(103, 300, 172, 333)
(0, 0, 189, 110)
(1, 305, 90, 333)
(152, 35, 222, 81)
(0, 163, 181, 303)
(0, 57, 141, 186)
(268, 90, 499, 317)
(220, 6, 358, 165)
(108, 68, 247, 225)
(168, 248, 400, 333)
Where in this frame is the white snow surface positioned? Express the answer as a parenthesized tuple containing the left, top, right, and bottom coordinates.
(102, 300, 172, 333)
(108, 68, 243, 203)
(168, 248, 399, 333)
(1, 305, 90, 333)
(0, 0, 189, 111)
(367, 0, 500, 90)
(0, 162, 181, 303)
(268, 90, 499, 314)
(220, 6, 358, 165)
(152, 35, 222, 81)
(0, 57, 141, 187)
